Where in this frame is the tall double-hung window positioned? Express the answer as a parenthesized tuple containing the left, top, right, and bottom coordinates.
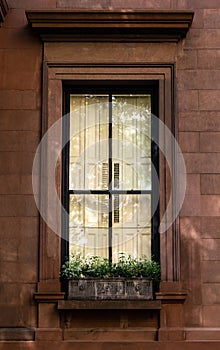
(62, 83, 159, 263)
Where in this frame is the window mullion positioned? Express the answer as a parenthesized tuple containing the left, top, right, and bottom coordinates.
(109, 94, 113, 262)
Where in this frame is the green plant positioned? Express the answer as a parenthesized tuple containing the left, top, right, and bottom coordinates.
(82, 255, 110, 278)
(60, 253, 83, 279)
(61, 253, 160, 281)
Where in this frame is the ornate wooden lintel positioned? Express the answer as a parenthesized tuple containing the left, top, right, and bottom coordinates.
(26, 10, 194, 43)
(0, 0, 8, 24)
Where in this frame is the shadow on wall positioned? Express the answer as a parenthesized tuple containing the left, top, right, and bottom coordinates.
(180, 214, 220, 326)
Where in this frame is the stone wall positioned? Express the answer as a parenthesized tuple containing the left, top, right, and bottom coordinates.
(0, 0, 220, 348)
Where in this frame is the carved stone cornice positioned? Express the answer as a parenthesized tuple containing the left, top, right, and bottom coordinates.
(26, 10, 194, 43)
(0, 0, 8, 24)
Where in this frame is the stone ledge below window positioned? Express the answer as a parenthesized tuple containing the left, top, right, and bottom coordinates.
(0, 328, 35, 341)
(26, 10, 194, 43)
(63, 327, 158, 341)
(58, 300, 161, 310)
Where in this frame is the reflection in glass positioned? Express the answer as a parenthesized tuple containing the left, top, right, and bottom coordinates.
(69, 95, 109, 190)
(68, 94, 152, 260)
(69, 194, 108, 257)
(112, 95, 151, 190)
(112, 194, 151, 260)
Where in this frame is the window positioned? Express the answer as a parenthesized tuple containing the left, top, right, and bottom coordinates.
(62, 82, 159, 263)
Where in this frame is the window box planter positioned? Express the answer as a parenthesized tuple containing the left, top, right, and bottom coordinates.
(61, 254, 160, 300)
(67, 278, 154, 300)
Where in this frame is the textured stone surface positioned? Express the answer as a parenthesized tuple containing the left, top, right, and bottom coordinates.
(7, 0, 56, 9)
(185, 154, 220, 173)
(177, 49, 198, 69)
(0, 49, 41, 90)
(186, 29, 220, 49)
(199, 90, 220, 110)
(68, 279, 153, 300)
(0, 0, 220, 344)
(202, 261, 220, 282)
(0, 283, 37, 327)
(0, 328, 35, 341)
(202, 284, 220, 305)
(185, 175, 200, 194)
(189, 0, 220, 8)
(0, 110, 41, 131)
(1, 340, 220, 350)
(198, 50, 220, 69)
(201, 175, 220, 194)
(179, 132, 199, 152)
(179, 112, 220, 132)
(63, 328, 157, 341)
(203, 306, 220, 327)
(56, 0, 171, 9)
(201, 217, 220, 238)
(177, 90, 199, 111)
(178, 70, 220, 90)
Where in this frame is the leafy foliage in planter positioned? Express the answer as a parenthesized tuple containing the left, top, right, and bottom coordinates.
(61, 253, 160, 281)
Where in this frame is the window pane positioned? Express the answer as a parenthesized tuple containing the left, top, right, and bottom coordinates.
(69, 194, 109, 258)
(112, 194, 151, 227)
(67, 93, 154, 261)
(69, 95, 109, 190)
(112, 95, 151, 190)
(112, 228, 151, 262)
(112, 194, 151, 260)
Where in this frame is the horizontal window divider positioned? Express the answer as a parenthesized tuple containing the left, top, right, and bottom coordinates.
(70, 226, 150, 229)
(69, 190, 152, 195)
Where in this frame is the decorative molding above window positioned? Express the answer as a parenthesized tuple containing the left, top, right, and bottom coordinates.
(26, 10, 194, 42)
(0, 0, 8, 24)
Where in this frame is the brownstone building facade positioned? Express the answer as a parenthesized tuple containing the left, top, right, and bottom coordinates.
(0, 0, 220, 349)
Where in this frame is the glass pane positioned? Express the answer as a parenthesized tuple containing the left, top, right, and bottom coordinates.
(68, 93, 153, 261)
(69, 194, 109, 258)
(112, 194, 151, 227)
(69, 94, 109, 190)
(112, 95, 151, 190)
(112, 194, 151, 260)
(112, 228, 151, 262)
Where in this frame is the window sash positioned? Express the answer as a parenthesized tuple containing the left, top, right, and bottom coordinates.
(62, 85, 159, 263)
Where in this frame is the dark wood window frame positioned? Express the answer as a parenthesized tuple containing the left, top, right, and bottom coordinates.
(62, 81, 160, 265)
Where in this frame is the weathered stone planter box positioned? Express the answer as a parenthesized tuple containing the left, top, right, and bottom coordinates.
(67, 278, 153, 300)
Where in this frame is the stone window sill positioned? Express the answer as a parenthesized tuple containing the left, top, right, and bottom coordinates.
(58, 299, 161, 310)
(0, 328, 35, 341)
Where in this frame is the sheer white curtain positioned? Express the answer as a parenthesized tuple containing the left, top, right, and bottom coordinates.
(69, 94, 151, 260)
